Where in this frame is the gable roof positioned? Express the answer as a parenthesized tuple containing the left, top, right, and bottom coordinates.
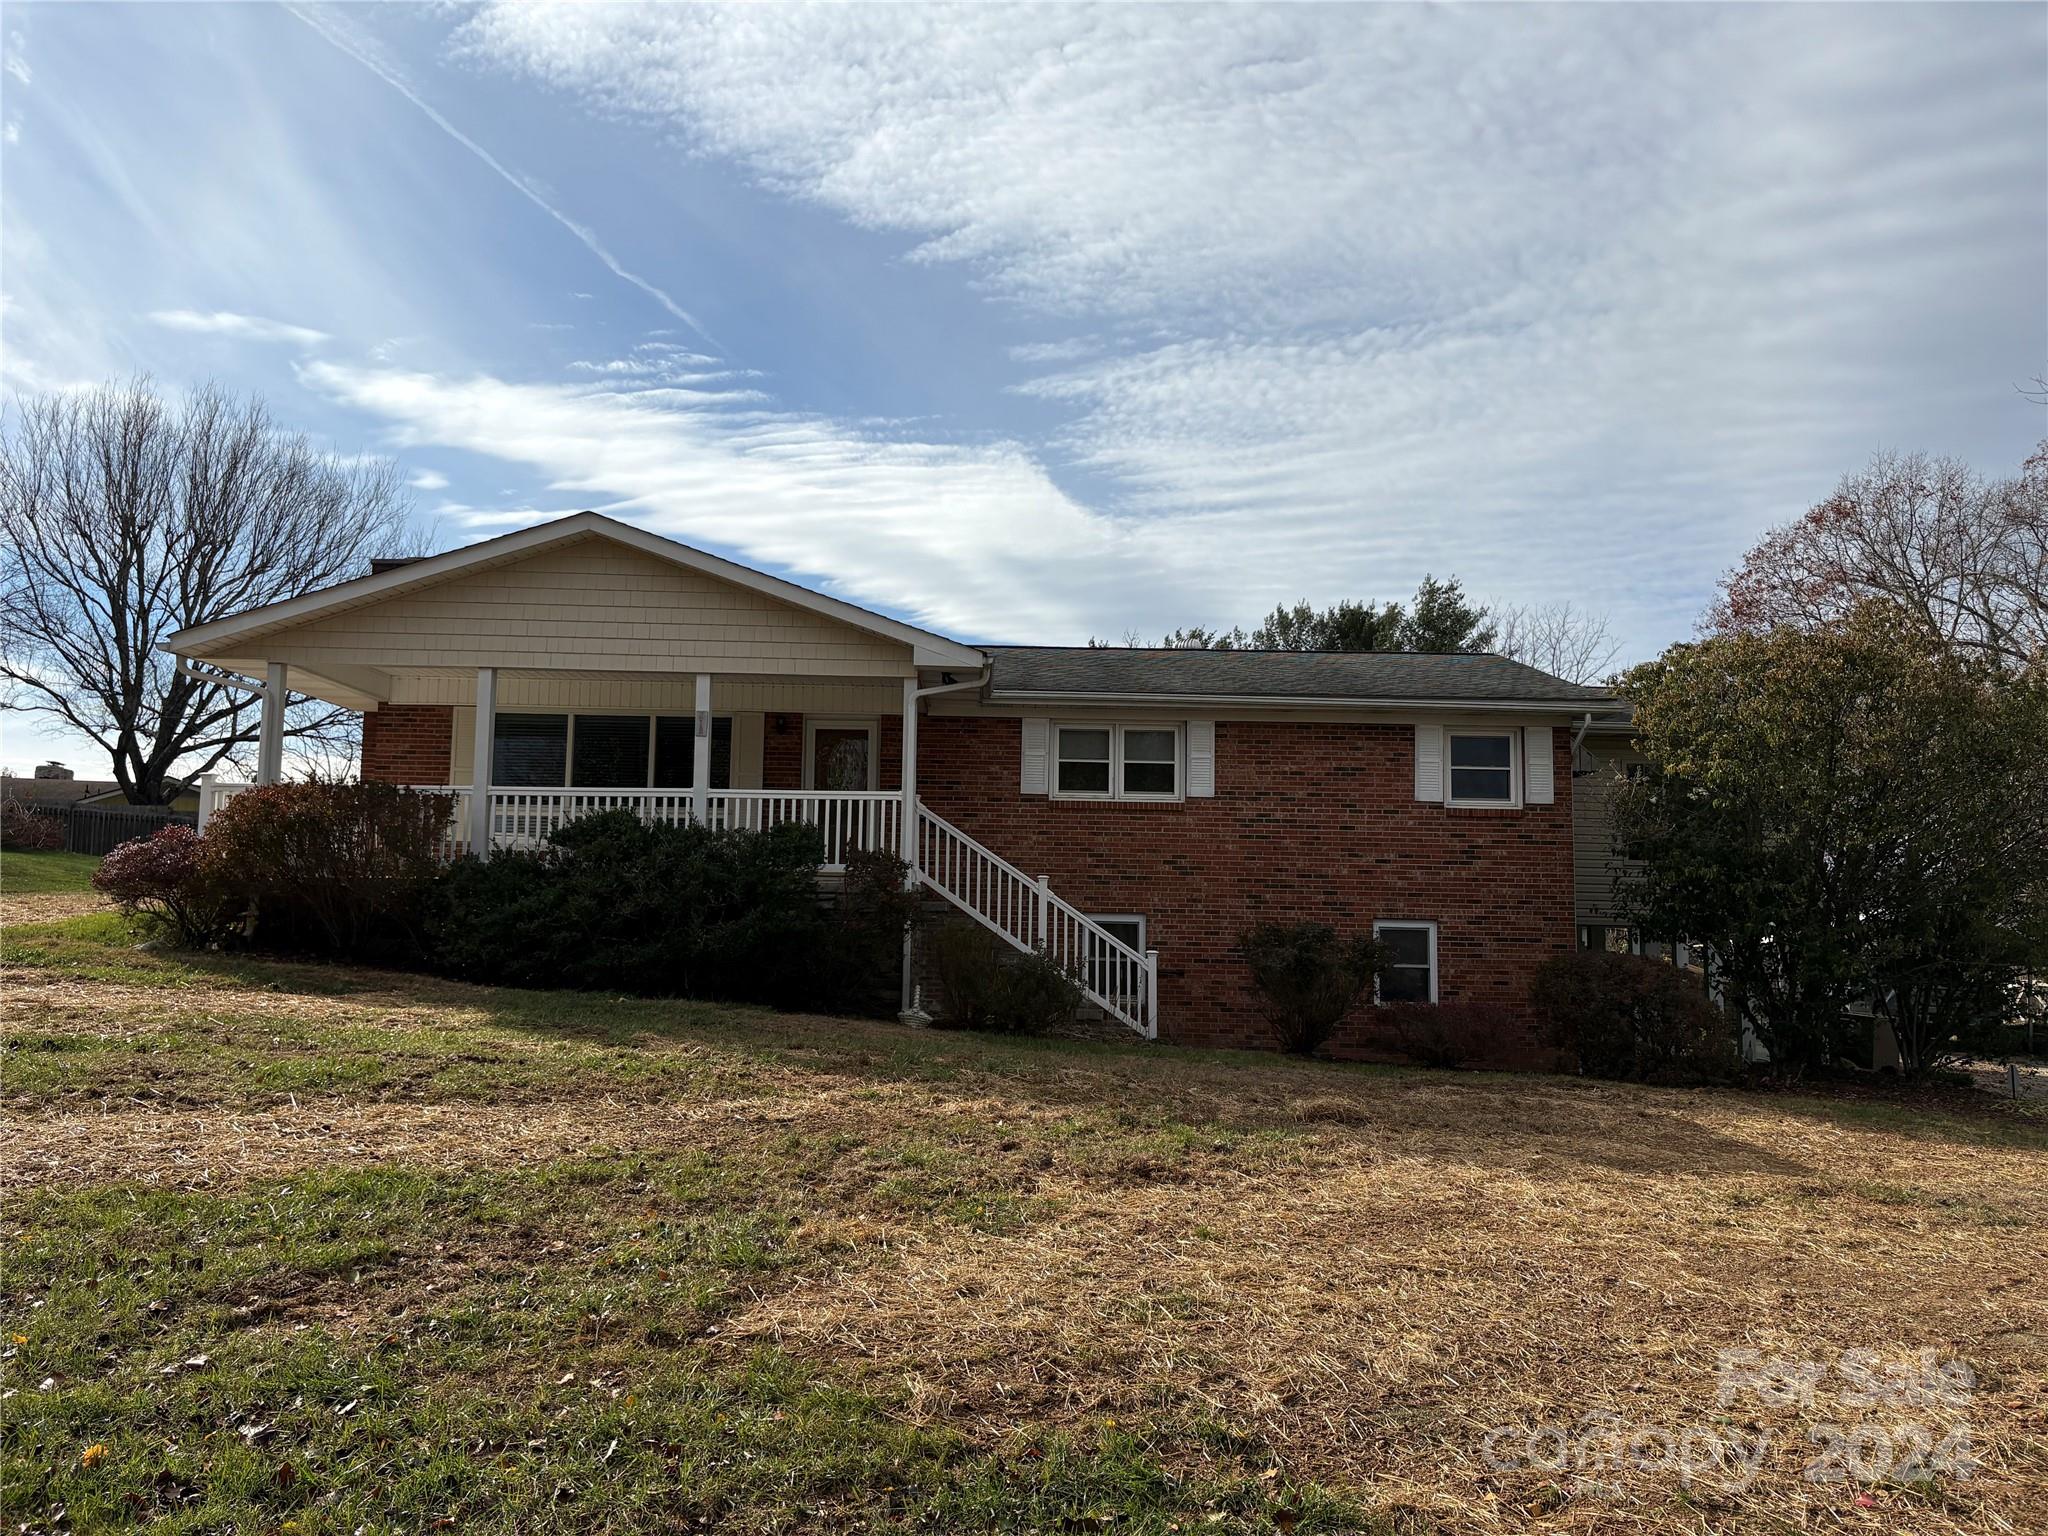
(983, 646, 1617, 710)
(164, 512, 988, 670)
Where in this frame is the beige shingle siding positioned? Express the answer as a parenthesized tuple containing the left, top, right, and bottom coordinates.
(388, 673, 903, 714)
(260, 545, 914, 678)
(1573, 743, 1644, 922)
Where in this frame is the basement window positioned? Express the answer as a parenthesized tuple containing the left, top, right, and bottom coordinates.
(1374, 921, 1438, 1004)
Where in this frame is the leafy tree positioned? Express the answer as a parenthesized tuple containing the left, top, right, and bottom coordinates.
(1614, 606, 2048, 1075)
(1249, 598, 1403, 652)
(0, 378, 418, 803)
(1708, 442, 2047, 670)
(1136, 574, 1504, 654)
(1398, 574, 1496, 653)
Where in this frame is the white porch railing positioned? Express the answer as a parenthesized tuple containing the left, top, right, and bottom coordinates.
(192, 779, 1158, 1037)
(912, 804, 1158, 1039)
(198, 780, 901, 868)
(194, 774, 254, 832)
(475, 787, 900, 867)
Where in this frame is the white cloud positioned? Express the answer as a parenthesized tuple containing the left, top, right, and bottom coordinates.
(459, 3, 2046, 655)
(147, 309, 330, 347)
(409, 469, 450, 491)
(4, 31, 29, 86)
(299, 358, 1204, 640)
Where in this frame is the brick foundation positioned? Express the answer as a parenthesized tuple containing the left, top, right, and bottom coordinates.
(917, 716, 1575, 1062)
(361, 705, 454, 785)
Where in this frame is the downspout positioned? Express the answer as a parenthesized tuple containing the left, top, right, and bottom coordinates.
(1569, 711, 1596, 776)
(914, 667, 991, 705)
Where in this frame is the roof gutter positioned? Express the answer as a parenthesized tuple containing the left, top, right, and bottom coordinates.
(915, 667, 991, 703)
(985, 689, 1624, 714)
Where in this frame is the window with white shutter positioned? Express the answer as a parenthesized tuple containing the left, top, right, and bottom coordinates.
(1185, 721, 1216, 797)
(1019, 717, 1050, 795)
(1413, 725, 1443, 802)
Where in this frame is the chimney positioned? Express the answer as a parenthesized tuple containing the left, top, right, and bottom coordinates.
(34, 761, 73, 780)
(369, 556, 425, 576)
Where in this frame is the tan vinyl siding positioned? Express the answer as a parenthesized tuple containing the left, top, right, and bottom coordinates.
(387, 673, 903, 715)
(1574, 744, 1644, 922)
(257, 544, 913, 679)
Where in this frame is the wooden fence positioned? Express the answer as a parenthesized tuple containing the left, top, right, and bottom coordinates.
(63, 805, 197, 856)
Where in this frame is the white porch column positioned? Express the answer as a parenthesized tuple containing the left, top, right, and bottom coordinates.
(692, 672, 713, 825)
(899, 676, 919, 870)
(256, 662, 287, 784)
(468, 667, 496, 857)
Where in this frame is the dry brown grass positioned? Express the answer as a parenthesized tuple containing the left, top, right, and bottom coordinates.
(5, 928, 2045, 1534)
(0, 890, 109, 928)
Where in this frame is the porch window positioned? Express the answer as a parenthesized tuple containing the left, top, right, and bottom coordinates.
(571, 714, 652, 788)
(1054, 723, 1181, 801)
(653, 716, 733, 789)
(491, 712, 733, 789)
(492, 713, 568, 788)
(1447, 730, 1516, 806)
(1374, 920, 1438, 1004)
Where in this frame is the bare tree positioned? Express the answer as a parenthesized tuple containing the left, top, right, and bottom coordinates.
(0, 379, 419, 803)
(1493, 600, 1624, 685)
(1707, 443, 2048, 669)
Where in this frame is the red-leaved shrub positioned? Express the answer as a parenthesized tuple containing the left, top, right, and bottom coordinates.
(205, 781, 456, 960)
(92, 823, 236, 944)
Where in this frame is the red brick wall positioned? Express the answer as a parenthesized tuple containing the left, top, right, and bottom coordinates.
(361, 705, 454, 784)
(764, 714, 803, 789)
(916, 716, 1575, 1059)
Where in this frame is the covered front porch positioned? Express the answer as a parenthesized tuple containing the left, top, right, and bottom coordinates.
(202, 666, 944, 868)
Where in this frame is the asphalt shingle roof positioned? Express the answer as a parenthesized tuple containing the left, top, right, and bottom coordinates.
(982, 647, 1614, 705)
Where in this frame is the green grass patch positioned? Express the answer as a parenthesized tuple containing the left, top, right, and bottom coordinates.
(1, 1160, 1369, 1535)
(0, 848, 101, 894)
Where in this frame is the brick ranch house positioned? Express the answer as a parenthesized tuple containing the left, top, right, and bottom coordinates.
(169, 512, 1629, 1056)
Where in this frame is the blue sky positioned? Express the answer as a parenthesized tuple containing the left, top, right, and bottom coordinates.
(3, 3, 2044, 775)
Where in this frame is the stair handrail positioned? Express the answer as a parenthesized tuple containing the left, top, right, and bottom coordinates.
(913, 802, 1157, 1038)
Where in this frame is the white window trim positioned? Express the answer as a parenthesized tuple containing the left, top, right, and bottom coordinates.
(801, 716, 880, 791)
(1052, 721, 1184, 803)
(1373, 919, 1439, 1005)
(1445, 728, 1520, 809)
(1088, 914, 1147, 951)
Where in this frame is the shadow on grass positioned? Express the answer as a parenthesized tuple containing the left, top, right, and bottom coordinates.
(11, 913, 2040, 1171)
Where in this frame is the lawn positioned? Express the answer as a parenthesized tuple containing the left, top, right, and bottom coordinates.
(3, 902, 2044, 1534)
(0, 848, 100, 896)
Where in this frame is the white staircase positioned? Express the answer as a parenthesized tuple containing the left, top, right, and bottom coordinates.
(912, 804, 1158, 1039)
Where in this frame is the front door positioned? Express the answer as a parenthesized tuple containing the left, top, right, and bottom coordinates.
(810, 725, 873, 791)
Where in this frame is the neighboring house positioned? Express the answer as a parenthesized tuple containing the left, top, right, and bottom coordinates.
(168, 511, 1625, 1055)
(0, 770, 200, 814)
